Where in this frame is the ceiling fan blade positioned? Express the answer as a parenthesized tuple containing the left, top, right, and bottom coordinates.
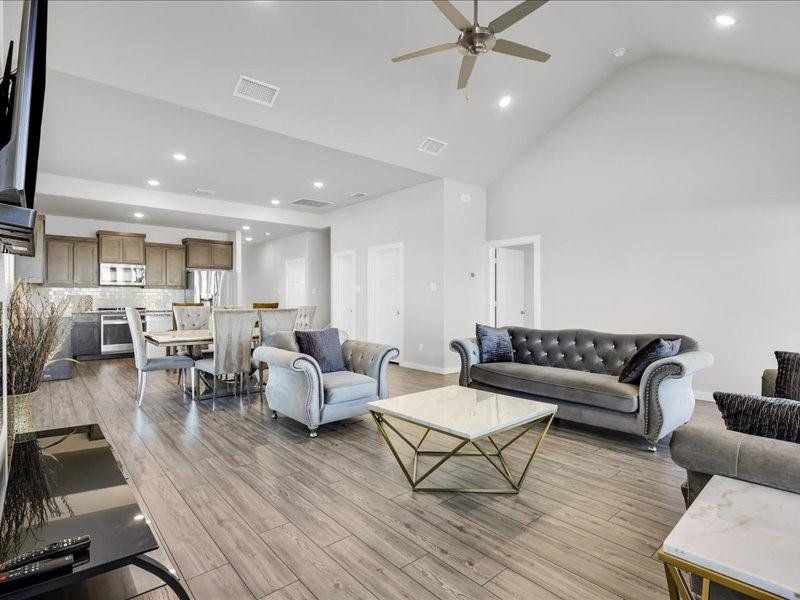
(392, 42, 458, 63)
(488, 0, 548, 33)
(457, 54, 477, 89)
(432, 0, 471, 31)
(493, 38, 550, 62)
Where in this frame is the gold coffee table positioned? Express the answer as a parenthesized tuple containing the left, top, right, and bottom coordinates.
(368, 385, 556, 494)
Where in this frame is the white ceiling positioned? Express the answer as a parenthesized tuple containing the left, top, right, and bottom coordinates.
(7, 0, 800, 220)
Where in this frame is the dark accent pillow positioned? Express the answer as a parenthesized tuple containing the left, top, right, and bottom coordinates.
(295, 328, 345, 373)
(715, 392, 800, 444)
(774, 351, 800, 400)
(618, 338, 682, 384)
(475, 323, 514, 363)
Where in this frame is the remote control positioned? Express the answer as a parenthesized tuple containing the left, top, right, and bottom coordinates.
(0, 554, 74, 590)
(0, 536, 90, 572)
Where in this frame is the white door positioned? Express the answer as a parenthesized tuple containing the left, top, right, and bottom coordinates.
(332, 250, 356, 338)
(368, 243, 403, 359)
(495, 247, 525, 326)
(285, 257, 306, 308)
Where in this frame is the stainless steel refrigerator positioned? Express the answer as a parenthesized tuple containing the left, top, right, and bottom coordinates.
(185, 269, 236, 306)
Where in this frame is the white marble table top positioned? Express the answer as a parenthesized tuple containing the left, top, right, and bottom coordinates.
(663, 475, 800, 599)
(368, 385, 556, 441)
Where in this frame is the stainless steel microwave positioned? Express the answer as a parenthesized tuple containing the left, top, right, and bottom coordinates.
(99, 263, 146, 286)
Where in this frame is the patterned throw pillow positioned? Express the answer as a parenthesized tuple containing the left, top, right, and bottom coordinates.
(715, 392, 800, 444)
(618, 338, 682, 384)
(475, 324, 514, 363)
(295, 328, 345, 373)
(774, 351, 800, 400)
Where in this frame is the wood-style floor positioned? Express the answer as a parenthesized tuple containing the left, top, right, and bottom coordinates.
(30, 359, 720, 600)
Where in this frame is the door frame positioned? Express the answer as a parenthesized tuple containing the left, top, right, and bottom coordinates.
(367, 242, 404, 360)
(284, 256, 307, 307)
(487, 235, 541, 328)
(331, 249, 357, 338)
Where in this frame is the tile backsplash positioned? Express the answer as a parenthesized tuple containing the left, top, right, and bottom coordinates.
(36, 286, 186, 313)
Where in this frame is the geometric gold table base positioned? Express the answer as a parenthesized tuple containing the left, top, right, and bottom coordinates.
(370, 410, 555, 494)
(657, 548, 784, 600)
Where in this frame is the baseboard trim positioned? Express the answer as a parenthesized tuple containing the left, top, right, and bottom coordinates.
(694, 391, 714, 402)
(399, 362, 459, 375)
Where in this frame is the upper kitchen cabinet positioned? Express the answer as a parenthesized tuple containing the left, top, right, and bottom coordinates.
(145, 243, 185, 288)
(97, 231, 146, 264)
(15, 214, 46, 284)
(45, 235, 99, 287)
(183, 238, 233, 270)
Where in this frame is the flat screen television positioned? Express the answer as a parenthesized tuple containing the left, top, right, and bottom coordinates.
(0, 0, 46, 255)
(0, 0, 47, 522)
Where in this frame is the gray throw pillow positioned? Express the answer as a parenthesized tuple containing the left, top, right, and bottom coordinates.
(715, 392, 800, 444)
(295, 328, 345, 373)
(774, 351, 800, 400)
(618, 338, 682, 384)
(475, 323, 514, 363)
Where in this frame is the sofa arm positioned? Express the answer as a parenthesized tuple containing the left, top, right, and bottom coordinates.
(449, 338, 480, 386)
(342, 340, 399, 399)
(639, 350, 714, 445)
(762, 368, 777, 397)
(253, 346, 324, 428)
(671, 423, 800, 504)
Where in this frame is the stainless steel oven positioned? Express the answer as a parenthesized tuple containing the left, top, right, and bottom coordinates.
(100, 263, 146, 286)
(100, 309, 145, 354)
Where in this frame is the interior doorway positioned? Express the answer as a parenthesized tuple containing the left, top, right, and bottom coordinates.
(367, 242, 403, 360)
(332, 250, 357, 338)
(488, 236, 541, 328)
(284, 256, 307, 308)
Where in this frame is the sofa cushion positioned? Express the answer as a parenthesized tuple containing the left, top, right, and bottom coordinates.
(774, 351, 800, 400)
(715, 392, 800, 444)
(470, 362, 639, 413)
(475, 323, 514, 363)
(618, 338, 682, 384)
(322, 371, 378, 405)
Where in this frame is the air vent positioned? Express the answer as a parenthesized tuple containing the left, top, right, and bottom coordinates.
(418, 137, 447, 156)
(233, 75, 280, 107)
(350, 192, 368, 200)
(291, 198, 334, 209)
(194, 188, 217, 196)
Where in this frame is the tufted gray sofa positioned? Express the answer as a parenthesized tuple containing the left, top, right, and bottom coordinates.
(450, 327, 714, 449)
(252, 330, 398, 437)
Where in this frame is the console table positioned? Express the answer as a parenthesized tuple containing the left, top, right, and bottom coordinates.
(0, 424, 189, 599)
(658, 475, 800, 599)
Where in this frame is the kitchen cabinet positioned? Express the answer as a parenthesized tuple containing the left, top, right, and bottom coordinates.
(146, 243, 185, 288)
(15, 214, 45, 283)
(72, 313, 101, 358)
(98, 231, 146, 264)
(45, 236, 99, 287)
(183, 238, 233, 270)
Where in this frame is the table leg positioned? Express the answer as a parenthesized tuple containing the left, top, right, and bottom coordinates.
(131, 555, 191, 600)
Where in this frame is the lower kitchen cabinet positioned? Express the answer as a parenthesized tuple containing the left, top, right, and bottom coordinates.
(72, 314, 101, 358)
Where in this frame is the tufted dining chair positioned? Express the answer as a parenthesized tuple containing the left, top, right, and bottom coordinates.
(194, 309, 258, 402)
(251, 308, 299, 390)
(293, 306, 317, 330)
(126, 308, 194, 406)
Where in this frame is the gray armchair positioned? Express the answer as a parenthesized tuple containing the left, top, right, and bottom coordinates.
(252, 331, 398, 437)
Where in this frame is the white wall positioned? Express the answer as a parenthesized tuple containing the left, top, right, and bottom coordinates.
(242, 230, 330, 328)
(488, 56, 800, 394)
(43, 214, 230, 244)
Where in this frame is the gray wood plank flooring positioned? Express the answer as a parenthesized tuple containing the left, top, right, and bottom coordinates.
(30, 358, 721, 600)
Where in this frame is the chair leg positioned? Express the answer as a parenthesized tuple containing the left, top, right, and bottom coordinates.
(135, 371, 142, 403)
(190, 367, 197, 400)
(271, 410, 278, 420)
(212, 375, 217, 409)
(138, 372, 147, 407)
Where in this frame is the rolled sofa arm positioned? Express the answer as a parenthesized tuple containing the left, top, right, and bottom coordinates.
(342, 340, 399, 399)
(639, 350, 714, 445)
(449, 338, 480, 386)
(671, 423, 800, 505)
(762, 368, 777, 396)
(252, 346, 324, 429)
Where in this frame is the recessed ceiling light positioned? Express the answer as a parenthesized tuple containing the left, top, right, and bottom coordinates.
(715, 14, 737, 27)
(271, 198, 280, 205)
(194, 188, 216, 195)
(497, 95, 512, 109)
(146, 179, 160, 187)
(242, 225, 250, 230)
(133, 212, 145, 219)
(265, 232, 271, 236)
(245, 236, 253, 242)
(172, 152, 187, 161)
(611, 47, 627, 58)
(313, 181, 324, 189)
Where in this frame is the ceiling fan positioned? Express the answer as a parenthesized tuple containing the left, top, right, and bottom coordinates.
(392, 0, 551, 90)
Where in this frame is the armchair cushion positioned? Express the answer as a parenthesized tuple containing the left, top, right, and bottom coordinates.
(618, 338, 681, 384)
(322, 371, 377, 405)
(295, 328, 345, 373)
(714, 392, 800, 444)
(774, 351, 800, 400)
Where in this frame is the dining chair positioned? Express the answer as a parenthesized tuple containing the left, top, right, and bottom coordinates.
(168, 302, 203, 357)
(253, 302, 279, 309)
(294, 306, 318, 330)
(194, 309, 258, 402)
(251, 308, 299, 390)
(126, 308, 194, 407)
